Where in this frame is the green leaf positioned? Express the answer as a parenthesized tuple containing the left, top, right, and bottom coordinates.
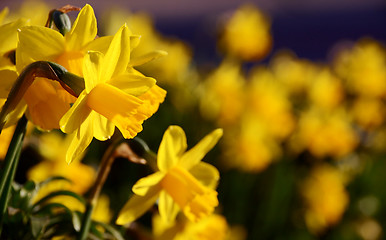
(96, 222, 125, 240)
(32, 202, 72, 215)
(37, 176, 72, 187)
(32, 190, 86, 210)
(30, 215, 47, 238)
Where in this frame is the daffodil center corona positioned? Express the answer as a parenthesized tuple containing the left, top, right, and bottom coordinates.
(161, 166, 219, 222)
(55, 51, 84, 76)
(86, 83, 143, 124)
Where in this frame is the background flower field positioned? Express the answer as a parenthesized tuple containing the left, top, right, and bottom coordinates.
(1, 0, 386, 239)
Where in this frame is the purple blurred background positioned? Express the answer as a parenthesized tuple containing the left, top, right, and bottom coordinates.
(1, 0, 386, 62)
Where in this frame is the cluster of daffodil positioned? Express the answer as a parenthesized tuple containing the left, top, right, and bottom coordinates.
(0, 2, 230, 240)
(197, 5, 386, 238)
(2, 1, 386, 239)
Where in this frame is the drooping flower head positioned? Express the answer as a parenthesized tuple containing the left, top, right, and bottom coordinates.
(116, 125, 223, 225)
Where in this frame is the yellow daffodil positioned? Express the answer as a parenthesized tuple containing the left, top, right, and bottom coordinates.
(222, 114, 281, 173)
(308, 68, 344, 110)
(153, 213, 235, 240)
(199, 60, 245, 126)
(60, 24, 166, 163)
(219, 4, 272, 61)
(27, 131, 95, 194)
(102, 8, 192, 85)
(14, 4, 110, 130)
(0, 18, 29, 71)
(0, 18, 30, 127)
(116, 126, 222, 225)
(301, 164, 349, 234)
(271, 52, 317, 96)
(292, 108, 358, 158)
(3, 0, 51, 26)
(351, 97, 384, 129)
(248, 67, 295, 140)
(16, 4, 106, 76)
(333, 39, 386, 98)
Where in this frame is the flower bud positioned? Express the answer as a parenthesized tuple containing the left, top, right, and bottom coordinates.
(52, 10, 71, 35)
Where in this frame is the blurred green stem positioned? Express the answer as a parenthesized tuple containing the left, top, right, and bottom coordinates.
(0, 115, 27, 235)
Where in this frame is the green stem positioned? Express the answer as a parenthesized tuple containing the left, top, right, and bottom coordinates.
(0, 115, 27, 234)
(0, 140, 23, 235)
(77, 140, 119, 240)
(77, 204, 94, 240)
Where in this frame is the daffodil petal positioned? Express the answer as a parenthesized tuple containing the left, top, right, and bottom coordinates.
(116, 185, 161, 225)
(189, 162, 220, 189)
(17, 25, 65, 72)
(159, 190, 180, 223)
(65, 4, 97, 51)
(132, 171, 165, 196)
(65, 117, 93, 164)
(84, 35, 113, 54)
(60, 91, 91, 134)
(0, 69, 17, 97)
(2, 100, 27, 129)
(158, 125, 187, 172)
(179, 129, 223, 169)
(0, 7, 8, 24)
(91, 111, 115, 141)
(83, 51, 103, 92)
(0, 18, 29, 53)
(129, 50, 168, 67)
(101, 24, 131, 82)
(130, 35, 141, 50)
(108, 73, 156, 96)
(138, 85, 167, 116)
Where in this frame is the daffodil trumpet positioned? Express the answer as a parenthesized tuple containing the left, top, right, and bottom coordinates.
(0, 61, 84, 132)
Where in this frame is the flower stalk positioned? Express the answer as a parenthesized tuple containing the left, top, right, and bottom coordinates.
(77, 138, 127, 240)
(0, 115, 28, 235)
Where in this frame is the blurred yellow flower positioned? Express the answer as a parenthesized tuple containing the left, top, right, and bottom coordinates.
(292, 108, 358, 158)
(27, 131, 97, 213)
(351, 97, 384, 130)
(301, 164, 349, 234)
(219, 4, 272, 61)
(153, 213, 245, 240)
(199, 60, 245, 126)
(334, 39, 386, 98)
(3, 0, 50, 26)
(116, 126, 222, 225)
(308, 68, 344, 110)
(102, 8, 192, 85)
(27, 131, 95, 195)
(92, 194, 113, 223)
(223, 115, 281, 172)
(248, 67, 295, 140)
(271, 52, 317, 96)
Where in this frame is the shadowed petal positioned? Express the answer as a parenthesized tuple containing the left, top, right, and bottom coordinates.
(158, 190, 180, 223)
(132, 171, 165, 196)
(116, 185, 161, 225)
